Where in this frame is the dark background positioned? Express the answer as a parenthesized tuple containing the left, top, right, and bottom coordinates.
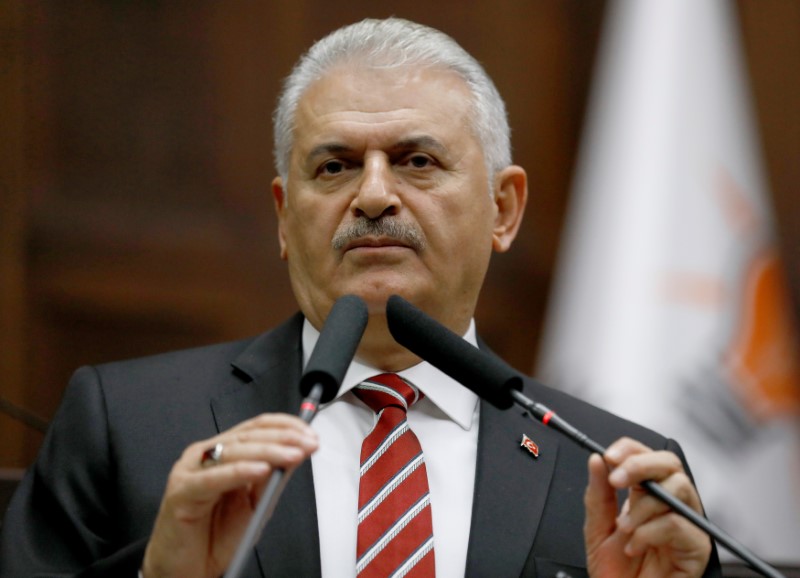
(2, 1, 799, 469)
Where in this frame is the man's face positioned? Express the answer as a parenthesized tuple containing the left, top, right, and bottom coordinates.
(273, 65, 519, 334)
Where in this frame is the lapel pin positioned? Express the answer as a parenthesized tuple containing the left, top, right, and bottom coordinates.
(520, 433, 540, 458)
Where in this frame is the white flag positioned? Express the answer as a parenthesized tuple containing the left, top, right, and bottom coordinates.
(538, 0, 800, 563)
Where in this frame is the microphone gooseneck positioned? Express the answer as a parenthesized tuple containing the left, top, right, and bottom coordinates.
(226, 294, 368, 578)
(385, 294, 786, 578)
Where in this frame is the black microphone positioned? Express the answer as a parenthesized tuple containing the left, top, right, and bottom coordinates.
(300, 293, 370, 404)
(386, 295, 601, 452)
(226, 294, 368, 578)
(385, 294, 786, 578)
(385, 293, 522, 409)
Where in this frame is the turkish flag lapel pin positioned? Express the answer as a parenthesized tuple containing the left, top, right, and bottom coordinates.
(520, 433, 540, 458)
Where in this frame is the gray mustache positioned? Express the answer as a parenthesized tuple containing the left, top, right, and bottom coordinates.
(331, 217, 427, 251)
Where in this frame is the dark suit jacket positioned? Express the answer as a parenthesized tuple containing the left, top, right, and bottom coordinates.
(0, 313, 721, 577)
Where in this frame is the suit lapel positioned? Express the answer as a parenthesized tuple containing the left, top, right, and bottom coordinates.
(465, 388, 560, 576)
(210, 313, 322, 578)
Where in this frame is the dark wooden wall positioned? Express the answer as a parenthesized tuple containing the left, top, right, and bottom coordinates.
(1, 1, 798, 469)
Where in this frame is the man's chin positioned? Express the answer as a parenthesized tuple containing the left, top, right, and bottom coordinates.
(335, 287, 421, 316)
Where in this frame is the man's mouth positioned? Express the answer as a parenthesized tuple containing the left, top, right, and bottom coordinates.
(343, 237, 412, 252)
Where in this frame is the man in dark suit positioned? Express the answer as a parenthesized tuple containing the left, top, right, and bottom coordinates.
(0, 17, 719, 578)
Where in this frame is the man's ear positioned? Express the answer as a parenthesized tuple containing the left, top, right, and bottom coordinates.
(272, 176, 288, 260)
(491, 165, 528, 253)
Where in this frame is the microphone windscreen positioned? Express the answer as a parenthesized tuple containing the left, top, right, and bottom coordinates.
(300, 294, 368, 403)
(386, 295, 521, 409)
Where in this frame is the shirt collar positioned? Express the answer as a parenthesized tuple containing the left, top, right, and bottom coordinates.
(301, 317, 479, 431)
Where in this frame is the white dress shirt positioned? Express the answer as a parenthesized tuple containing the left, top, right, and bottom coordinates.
(305, 319, 480, 578)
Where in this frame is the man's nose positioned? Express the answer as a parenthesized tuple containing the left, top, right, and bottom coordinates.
(351, 155, 400, 219)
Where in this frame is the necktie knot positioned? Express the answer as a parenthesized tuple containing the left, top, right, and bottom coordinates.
(353, 373, 422, 414)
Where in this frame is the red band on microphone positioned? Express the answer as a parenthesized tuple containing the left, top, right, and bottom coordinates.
(542, 410, 554, 425)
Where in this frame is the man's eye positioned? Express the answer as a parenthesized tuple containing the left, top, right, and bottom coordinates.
(407, 155, 434, 169)
(319, 160, 346, 175)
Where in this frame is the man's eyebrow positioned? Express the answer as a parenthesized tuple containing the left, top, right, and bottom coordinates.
(306, 136, 448, 162)
(306, 142, 354, 161)
(391, 136, 447, 155)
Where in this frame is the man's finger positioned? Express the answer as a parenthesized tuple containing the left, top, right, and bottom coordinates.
(584, 453, 619, 545)
(608, 451, 684, 488)
(617, 471, 702, 533)
(623, 510, 711, 566)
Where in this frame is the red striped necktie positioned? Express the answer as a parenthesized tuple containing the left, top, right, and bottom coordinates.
(352, 373, 436, 577)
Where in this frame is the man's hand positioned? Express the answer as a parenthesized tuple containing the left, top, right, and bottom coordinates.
(584, 437, 711, 578)
(141, 414, 319, 578)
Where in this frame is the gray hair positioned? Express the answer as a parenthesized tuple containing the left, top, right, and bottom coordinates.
(273, 17, 511, 184)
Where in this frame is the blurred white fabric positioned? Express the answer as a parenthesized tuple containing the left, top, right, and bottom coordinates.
(538, 0, 800, 563)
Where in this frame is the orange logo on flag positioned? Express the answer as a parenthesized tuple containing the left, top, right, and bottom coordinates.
(728, 250, 800, 419)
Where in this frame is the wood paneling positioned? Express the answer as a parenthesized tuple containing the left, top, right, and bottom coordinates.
(0, 0, 33, 466)
(1, 1, 798, 468)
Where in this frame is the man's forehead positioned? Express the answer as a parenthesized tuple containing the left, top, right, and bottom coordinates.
(292, 66, 474, 148)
